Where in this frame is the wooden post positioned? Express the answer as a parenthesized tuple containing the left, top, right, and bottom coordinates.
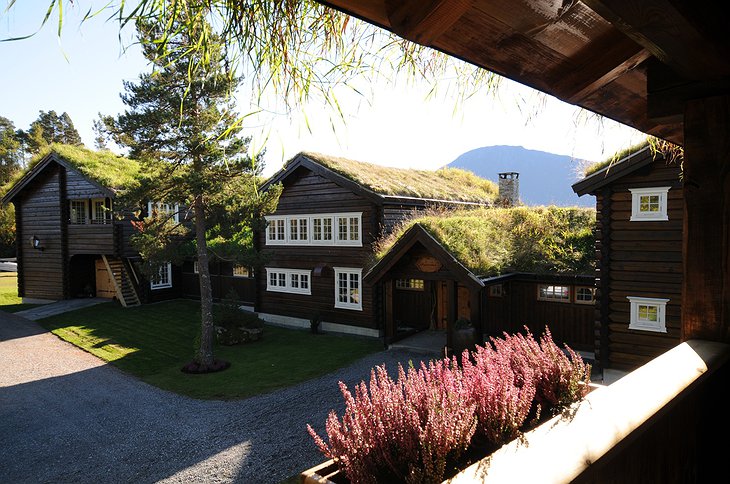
(598, 187, 612, 371)
(59, 165, 69, 300)
(384, 279, 394, 342)
(447, 280, 457, 350)
(682, 95, 730, 342)
(470, 287, 483, 345)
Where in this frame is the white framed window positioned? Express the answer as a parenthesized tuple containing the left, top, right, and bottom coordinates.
(334, 267, 362, 311)
(629, 187, 670, 221)
(265, 268, 311, 295)
(312, 216, 333, 243)
(289, 217, 309, 243)
(627, 296, 669, 333)
(336, 214, 361, 245)
(193, 261, 199, 274)
(575, 286, 595, 305)
(395, 278, 424, 291)
(264, 213, 362, 247)
(266, 216, 286, 245)
(537, 284, 571, 303)
(233, 265, 251, 278)
(70, 199, 88, 224)
(148, 201, 180, 223)
(91, 198, 111, 224)
(150, 262, 172, 290)
(489, 284, 503, 297)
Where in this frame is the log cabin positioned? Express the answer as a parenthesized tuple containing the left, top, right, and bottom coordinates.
(255, 151, 499, 337)
(1, 144, 191, 306)
(573, 144, 683, 372)
(364, 206, 596, 354)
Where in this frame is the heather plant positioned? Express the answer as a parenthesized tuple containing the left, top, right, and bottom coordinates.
(307, 360, 476, 484)
(493, 327, 591, 413)
(461, 343, 536, 445)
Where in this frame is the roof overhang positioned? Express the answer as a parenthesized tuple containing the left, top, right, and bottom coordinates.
(364, 223, 484, 289)
(571, 146, 661, 196)
(316, 0, 730, 147)
(2, 152, 115, 204)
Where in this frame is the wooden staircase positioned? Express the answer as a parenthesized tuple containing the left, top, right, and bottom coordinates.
(102, 255, 141, 307)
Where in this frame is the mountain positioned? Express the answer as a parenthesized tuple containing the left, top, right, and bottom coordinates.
(445, 145, 595, 207)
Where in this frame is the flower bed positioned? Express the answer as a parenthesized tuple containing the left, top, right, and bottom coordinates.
(306, 327, 590, 484)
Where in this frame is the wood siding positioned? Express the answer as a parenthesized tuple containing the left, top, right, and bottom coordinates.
(181, 260, 256, 304)
(17, 166, 64, 300)
(484, 280, 595, 351)
(68, 225, 115, 255)
(257, 170, 377, 329)
(601, 161, 683, 370)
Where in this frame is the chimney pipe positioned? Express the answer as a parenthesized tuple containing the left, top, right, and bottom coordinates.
(498, 172, 519, 206)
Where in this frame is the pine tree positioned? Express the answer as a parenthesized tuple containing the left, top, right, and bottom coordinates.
(19, 110, 83, 155)
(0, 116, 23, 185)
(103, 16, 278, 370)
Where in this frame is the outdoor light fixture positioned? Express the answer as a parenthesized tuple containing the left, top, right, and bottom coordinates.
(30, 235, 43, 251)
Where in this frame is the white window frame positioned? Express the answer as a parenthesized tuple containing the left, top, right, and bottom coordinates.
(264, 213, 362, 247)
(627, 296, 669, 333)
(265, 268, 311, 295)
(148, 201, 180, 223)
(574, 286, 595, 305)
(193, 261, 199, 274)
(265, 216, 287, 245)
(537, 284, 571, 303)
(150, 262, 173, 290)
(629, 187, 670, 221)
(233, 265, 251, 278)
(70, 199, 88, 224)
(91, 198, 111, 224)
(334, 267, 363, 311)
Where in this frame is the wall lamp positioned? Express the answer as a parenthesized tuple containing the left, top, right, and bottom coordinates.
(30, 235, 44, 251)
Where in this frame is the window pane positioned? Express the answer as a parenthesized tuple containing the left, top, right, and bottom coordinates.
(323, 218, 332, 240)
(338, 218, 347, 241)
(301, 274, 309, 289)
(349, 273, 360, 303)
(349, 217, 359, 241)
(290, 219, 298, 240)
(278, 273, 286, 286)
(299, 218, 308, 240)
(276, 220, 285, 240)
(338, 273, 348, 302)
(313, 219, 322, 240)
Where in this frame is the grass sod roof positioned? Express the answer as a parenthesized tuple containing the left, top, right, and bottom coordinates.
(300, 152, 499, 203)
(374, 206, 596, 277)
(23, 144, 140, 193)
(583, 139, 651, 177)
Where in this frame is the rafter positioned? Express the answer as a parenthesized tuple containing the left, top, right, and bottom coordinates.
(385, 0, 473, 45)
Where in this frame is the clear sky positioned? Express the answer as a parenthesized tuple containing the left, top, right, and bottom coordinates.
(0, 2, 647, 179)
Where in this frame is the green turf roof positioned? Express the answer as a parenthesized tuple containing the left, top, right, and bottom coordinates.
(583, 140, 650, 177)
(300, 152, 498, 203)
(374, 206, 596, 276)
(30, 144, 140, 192)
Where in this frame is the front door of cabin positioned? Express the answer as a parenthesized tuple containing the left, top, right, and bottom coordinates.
(393, 279, 433, 331)
(95, 258, 116, 299)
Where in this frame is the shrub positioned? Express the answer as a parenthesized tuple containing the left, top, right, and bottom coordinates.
(492, 327, 591, 414)
(310, 311, 322, 334)
(307, 360, 476, 484)
(461, 343, 535, 445)
(308, 328, 590, 482)
(215, 288, 264, 345)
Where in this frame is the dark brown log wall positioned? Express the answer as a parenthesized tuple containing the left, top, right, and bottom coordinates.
(18, 166, 64, 300)
(257, 170, 377, 329)
(181, 260, 257, 304)
(604, 161, 683, 370)
(484, 280, 595, 351)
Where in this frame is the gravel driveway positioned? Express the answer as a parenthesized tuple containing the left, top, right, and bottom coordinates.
(0, 311, 429, 483)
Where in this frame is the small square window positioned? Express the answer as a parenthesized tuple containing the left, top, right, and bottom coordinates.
(489, 284, 503, 297)
(334, 267, 362, 310)
(70, 200, 88, 224)
(150, 262, 172, 290)
(630, 187, 670, 221)
(233, 265, 250, 278)
(627, 296, 669, 333)
(395, 279, 424, 291)
(575, 286, 595, 304)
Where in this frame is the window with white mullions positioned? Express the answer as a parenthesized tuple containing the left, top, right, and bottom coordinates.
(289, 217, 308, 242)
(91, 198, 111, 224)
(629, 187, 670, 221)
(70, 199, 88, 224)
(150, 262, 172, 289)
(334, 267, 362, 310)
(537, 284, 570, 302)
(148, 201, 180, 223)
(627, 296, 669, 333)
(265, 268, 311, 295)
(575, 286, 595, 304)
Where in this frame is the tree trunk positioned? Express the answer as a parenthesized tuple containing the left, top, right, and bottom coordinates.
(193, 195, 215, 366)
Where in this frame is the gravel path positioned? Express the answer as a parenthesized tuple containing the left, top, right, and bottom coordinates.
(0, 310, 430, 484)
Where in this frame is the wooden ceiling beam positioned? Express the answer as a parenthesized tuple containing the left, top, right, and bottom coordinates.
(385, 0, 473, 45)
(582, 0, 730, 80)
(552, 33, 651, 104)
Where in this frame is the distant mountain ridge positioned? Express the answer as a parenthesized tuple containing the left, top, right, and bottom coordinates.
(445, 145, 595, 207)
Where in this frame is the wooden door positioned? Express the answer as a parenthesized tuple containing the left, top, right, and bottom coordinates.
(393, 280, 432, 331)
(95, 259, 116, 299)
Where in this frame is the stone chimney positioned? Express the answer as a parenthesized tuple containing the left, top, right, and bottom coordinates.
(498, 172, 519, 206)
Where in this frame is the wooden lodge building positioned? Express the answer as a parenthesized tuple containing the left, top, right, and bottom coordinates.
(573, 144, 683, 371)
(1, 144, 256, 307)
(258, 152, 596, 354)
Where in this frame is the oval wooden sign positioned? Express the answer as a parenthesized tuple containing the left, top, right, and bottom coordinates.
(416, 256, 442, 273)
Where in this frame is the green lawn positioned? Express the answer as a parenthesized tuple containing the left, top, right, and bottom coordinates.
(38, 299, 383, 400)
(0, 272, 40, 313)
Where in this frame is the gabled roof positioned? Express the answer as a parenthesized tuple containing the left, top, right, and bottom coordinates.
(261, 152, 498, 205)
(2, 144, 140, 204)
(572, 146, 663, 196)
(364, 223, 484, 288)
(372, 206, 596, 278)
